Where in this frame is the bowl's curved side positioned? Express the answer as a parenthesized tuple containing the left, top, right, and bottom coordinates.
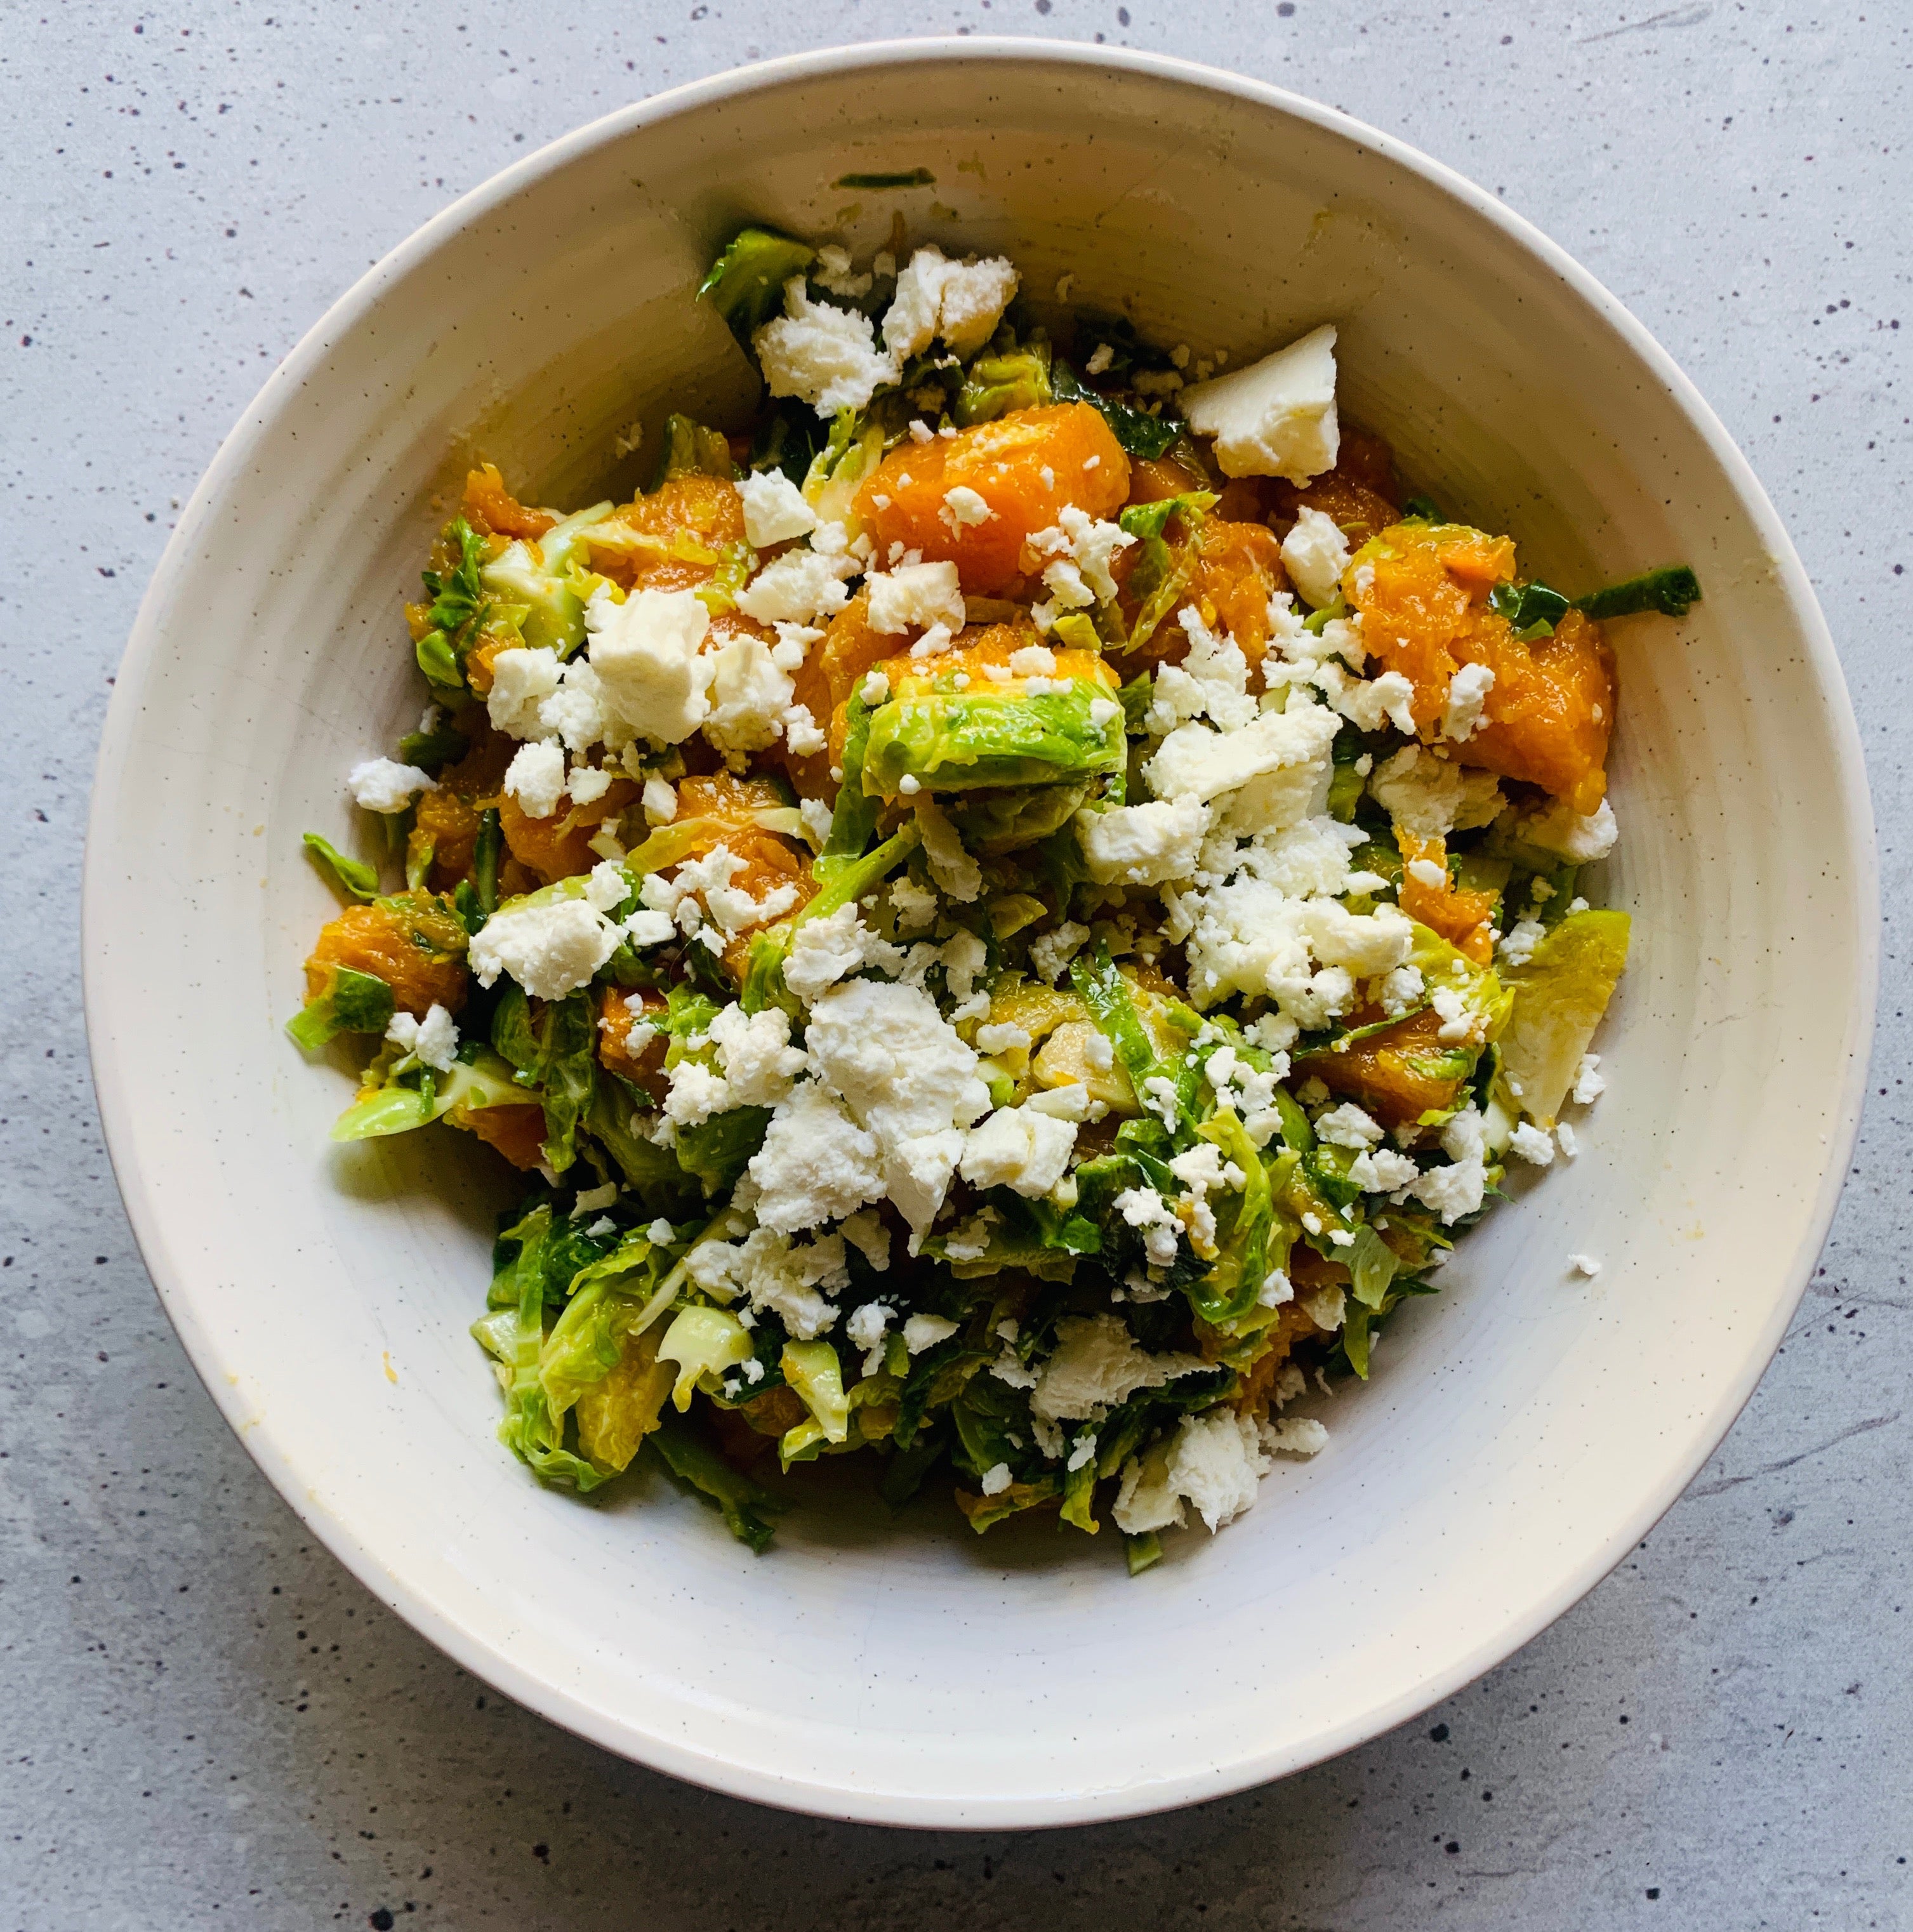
(84, 39, 1875, 1828)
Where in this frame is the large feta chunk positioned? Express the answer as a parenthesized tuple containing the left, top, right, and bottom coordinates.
(1144, 701, 1339, 815)
(586, 588, 713, 744)
(703, 631, 796, 757)
(1369, 745, 1504, 840)
(1030, 1313, 1205, 1424)
(747, 1080, 885, 1234)
(882, 244, 1020, 361)
(734, 468, 818, 548)
(467, 893, 619, 1001)
(485, 646, 564, 742)
(755, 277, 899, 416)
(1075, 796, 1212, 886)
(1511, 794, 1619, 862)
(502, 739, 566, 819)
(866, 559, 967, 636)
(959, 1104, 1079, 1199)
(1279, 505, 1352, 610)
(1113, 1408, 1271, 1535)
(1179, 322, 1339, 484)
(734, 546, 857, 628)
(803, 979, 992, 1243)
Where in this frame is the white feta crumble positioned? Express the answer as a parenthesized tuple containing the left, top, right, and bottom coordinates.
(735, 546, 856, 628)
(467, 893, 619, 1001)
(641, 775, 677, 824)
(940, 484, 994, 532)
(914, 798, 983, 904)
(1075, 795, 1211, 886)
(731, 1227, 851, 1338)
(484, 645, 564, 741)
(1405, 857, 1449, 890)
(1349, 1146, 1419, 1193)
(1568, 1252, 1603, 1278)
(1279, 505, 1352, 611)
(845, 1299, 892, 1376)
(782, 901, 897, 1002)
(1262, 1416, 1329, 1457)
(748, 1080, 885, 1234)
(1028, 920, 1090, 984)
(704, 632, 795, 757)
(385, 1002, 459, 1073)
(802, 978, 991, 1245)
(882, 244, 1019, 359)
(866, 559, 967, 637)
(1314, 1102, 1384, 1150)
(1572, 1053, 1607, 1104)
(1555, 1121, 1580, 1158)
(979, 1461, 1014, 1497)
(503, 739, 567, 820)
(347, 757, 435, 814)
(1332, 668, 1419, 737)
(1145, 700, 1340, 816)
(1113, 1408, 1271, 1535)
(903, 1311, 960, 1355)
(755, 275, 899, 414)
(735, 467, 819, 547)
(586, 589, 714, 743)
(566, 764, 612, 807)
(1507, 1120, 1557, 1167)
(1179, 322, 1339, 483)
(1440, 661, 1497, 742)
(1030, 1313, 1205, 1423)
(1497, 916, 1547, 969)
(1369, 745, 1504, 840)
(960, 1103, 1079, 1198)
(1513, 795, 1619, 863)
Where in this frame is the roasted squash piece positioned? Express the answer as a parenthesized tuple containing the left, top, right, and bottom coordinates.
(1301, 1005, 1471, 1128)
(500, 776, 640, 885)
(303, 894, 468, 1019)
(854, 402, 1130, 597)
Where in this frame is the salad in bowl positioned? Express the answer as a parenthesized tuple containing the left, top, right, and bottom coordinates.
(289, 227, 1693, 1568)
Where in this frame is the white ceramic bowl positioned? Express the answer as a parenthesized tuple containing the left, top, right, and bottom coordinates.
(85, 40, 1875, 1827)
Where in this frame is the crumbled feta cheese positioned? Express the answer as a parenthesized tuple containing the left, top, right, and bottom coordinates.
(940, 484, 994, 531)
(1377, 963, 1425, 1016)
(710, 1002, 807, 1108)
(640, 776, 677, 825)
(623, 908, 675, 948)
(755, 275, 899, 415)
(347, 757, 436, 814)
(1262, 1416, 1328, 1457)
(979, 1461, 1013, 1496)
(914, 798, 982, 904)
(888, 875, 939, 935)
(803, 978, 991, 1243)
(783, 902, 901, 1002)
(735, 546, 857, 628)
(1568, 1252, 1603, 1278)
(704, 632, 796, 757)
(1115, 1184, 1184, 1268)
(1498, 916, 1547, 969)
(1146, 701, 1340, 823)
(867, 559, 967, 636)
(1411, 1155, 1486, 1224)
(385, 1002, 459, 1072)
(974, 1021, 1032, 1059)
(1405, 857, 1449, 890)
(903, 1311, 960, 1356)
(587, 589, 714, 743)
(566, 764, 613, 807)
(1555, 1121, 1580, 1158)
(1349, 1146, 1419, 1193)
(735, 468, 819, 547)
(1030, 1313, 1205, 1422)
(1007, 642, 1057, 677)
(882, 244, 1019, 360)
(662, 1057, 729, 1129)
(1028, 920, 1090, 983)
(960, 1103, 1079, 1198)
(1513, 795, 1619, 863)
(1279, 505, 1352, 610)
(484, 646, 564, 741)
(748, 1080, 885, 1234)
(1314, 1102, 1384, 1150)
(503, 739, 567, 819)
(1440, 661, 1497, 743)
(1075, 796, 1211, 887)
(1113, 1408, 1271, 1535)
(1179, 322, 1339, 483)
(731, 1226, 850, 1338)
(1332, 668, 1419, 737)
(845, 1299, 892, 1376)
(1085, 341, 1115, 376)
(1572, 1053, 1606, 1105)
(1507, 1120, 1557, 1167)
(1430, 984, 1476, 1043)
(468, 892, 619, 1000)
(1369, 745, 1504, 840)
(1027, 506, 1135, 606)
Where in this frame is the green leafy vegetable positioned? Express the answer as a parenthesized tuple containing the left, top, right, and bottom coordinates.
(645, 1412, 784, 1552)
(1400, 493, 1443, 522)
(396, 722, 468, 773)
(1573, 564, 1702, 621)
(1117, 493, 1217, 651)
(479, 502, 612, 659)
(302, 833, 380, 902)
(1052, 357, 1182, 460)
(697, 225, 817, 350)
(413, 518, 493, 695)
(833, 168, 935, 189)
(473, 807, 502, 916)
(954, 340, 1053, 426)
(651, 413, 736, 488)
(748, 398, 825, 487)
(862, 683, 1127, 796)
(1487, 579, 1572, 641)
(286, 965, 394, 1051)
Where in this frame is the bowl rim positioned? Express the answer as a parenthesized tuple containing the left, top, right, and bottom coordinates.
(83, 34, 1879, 1829)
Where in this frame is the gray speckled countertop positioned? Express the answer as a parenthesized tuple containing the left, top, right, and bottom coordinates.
(4, 3, 1909, 1925)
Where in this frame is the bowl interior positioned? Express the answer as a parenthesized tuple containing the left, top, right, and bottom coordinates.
(85, 43, 1872, 1826)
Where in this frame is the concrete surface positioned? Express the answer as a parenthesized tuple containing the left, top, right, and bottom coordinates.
(4, 2, 1909, 1926)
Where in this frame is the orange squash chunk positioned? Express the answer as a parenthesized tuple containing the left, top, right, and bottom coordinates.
(500, 776, 639, 885)
(783, 592, 896, 796)
(854, 402, 1129, 597)
(653, 774, 817, 981)
(462, 463, 558, 541)
(305, 896, 469, 1019)
(590, 473, 748, 595)
(1302, 1007, 1468, 1129)
(873, 621, 1112, 701)
(1109, 514, 1289, 676)
(1397, 831, 1497, 964)
(598, 986, 669, 1099)
(1349, 522, 1615, 814)
(463, 1103, 549, 1171)
(406, 725, 514, 889)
